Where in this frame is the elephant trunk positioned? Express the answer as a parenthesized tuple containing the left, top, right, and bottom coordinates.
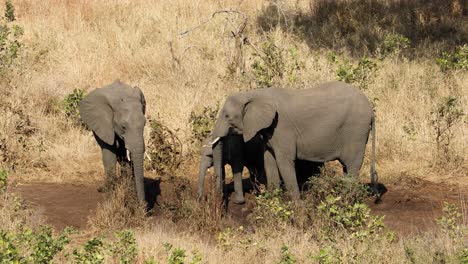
(212, 140, 224, 194)
(197, 157, 210, 201)
(131, 152, 145, 203)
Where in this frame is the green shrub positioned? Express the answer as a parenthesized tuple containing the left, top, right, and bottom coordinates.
(4, 0, 15, 22)
(0, 0, 23, 76)
(430, 96, 465, 166)
(109, 230, 138, 264)
(146, 119, 182, 175)
(62, 89, 86, 126)
(379, 33, 410, 58)
(436, 202, 465, 240)
(188, 104, 219, 145)
(305, 170, 389, 239)
(436, 45, 468, 72)
(250, 189, 294, 227)
(72, 237, 106, 264)
(0, 226, 72, 264)
(0, 169, 7, 192)
(30, 226, 73, 264)
(332, 54, 377, 90)
(311, 246, 340, 264)
(250, 36, 303, 88)
(278, 244, 296, 264)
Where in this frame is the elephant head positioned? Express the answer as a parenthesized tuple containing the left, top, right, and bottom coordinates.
(211, 91, 277, 142)
(79, 80, 147, 203)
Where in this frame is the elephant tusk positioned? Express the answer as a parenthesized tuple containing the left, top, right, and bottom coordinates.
(145, 151, 152, 162)
(126, 150, 131, 161)
(210, 136, 220, 145)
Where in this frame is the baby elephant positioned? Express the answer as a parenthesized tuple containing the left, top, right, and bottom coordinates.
(197, 134, 266, 204)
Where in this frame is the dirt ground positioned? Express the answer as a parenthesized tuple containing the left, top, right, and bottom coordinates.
(14, 177, 467, 236)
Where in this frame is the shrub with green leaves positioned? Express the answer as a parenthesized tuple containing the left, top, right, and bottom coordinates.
(0, 226, 72, 263)
(0, 169, 7, 192)
(332, 54, 377, 90)
(251, 37, 303, 88)
(188, 104, 219, 146)
(430, 96, 465, 166)
(72, 237, 106, 264)
(379, 33, 410, 58)
(436, 45, 468, 72)
(109, 230, 138, 264)
(162, 242, 203, 264)
(62, 89, 86, 126)
(436, 202, 465, 240)
(0, 0, 23, 76)
(250, 188, 294, 227)
(279, 245, 296, 264)
(146, 118, 182, 175)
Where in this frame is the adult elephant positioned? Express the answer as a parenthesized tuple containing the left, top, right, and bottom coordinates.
(211, 81, 377, 199)
(197, 133, 269, 204)
(79, 80, 147, 203)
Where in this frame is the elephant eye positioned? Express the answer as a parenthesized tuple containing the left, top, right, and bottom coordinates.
(225, 114, 229, 118)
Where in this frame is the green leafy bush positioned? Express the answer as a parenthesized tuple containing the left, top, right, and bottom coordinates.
(0, 226, 72, 263)
(436, 45, 468, 72)
(162, 242, 202, 264)
(72, 237, 106, 264)
(279, 244, 296, 264)
(250, 188, 294, 227)
(251, 37, 303, 88)
(436, 202, 465, 240)
(188, 104, 219, 145)
(332, 54, 377, 89)
(62, 89, 86, 127)
(0, 169, 7, 192)
(109, 230, 138, 264)
(430, 96, 465, 166)
(0, 0, 23, 76)
(379, 33, 410, 58)
(146, 119, 182, 175)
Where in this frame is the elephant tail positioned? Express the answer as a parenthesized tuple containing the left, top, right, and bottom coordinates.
(370, 115, 379, 196)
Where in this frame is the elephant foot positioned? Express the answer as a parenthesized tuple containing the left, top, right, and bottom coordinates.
(97, 183, 114, 193)
(232, 194, 245, 205)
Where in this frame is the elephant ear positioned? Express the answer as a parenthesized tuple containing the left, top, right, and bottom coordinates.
(243, 99, 276, 142)
(134, 86, 146, 114)
(79, 88, 115, 145)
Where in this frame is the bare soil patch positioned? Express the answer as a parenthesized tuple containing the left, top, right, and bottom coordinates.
(14, 177, 467, 236)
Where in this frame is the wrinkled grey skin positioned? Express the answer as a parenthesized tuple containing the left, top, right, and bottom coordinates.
(211, 81, 377, 199)
(79, 80, 147, 203)
(197, 133, 267, 204)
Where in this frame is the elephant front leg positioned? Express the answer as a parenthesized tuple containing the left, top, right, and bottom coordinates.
(231, 163, 245, 204)
(275, 153, 300, 199)
(98, 147, 118, 193)
(264, 150, 281, 191)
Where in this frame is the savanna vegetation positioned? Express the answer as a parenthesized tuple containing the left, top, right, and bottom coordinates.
(0, 0, 466, 263)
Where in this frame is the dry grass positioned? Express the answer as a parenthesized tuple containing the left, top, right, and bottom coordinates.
(0, 0, 466, 262)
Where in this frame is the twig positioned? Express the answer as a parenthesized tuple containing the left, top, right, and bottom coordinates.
(178, 10, 247, 38)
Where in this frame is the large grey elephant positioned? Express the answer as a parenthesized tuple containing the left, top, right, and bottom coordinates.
(79, 80, 147, 203)
(211, 81, 377, 199)
(197, 133, 267, 204)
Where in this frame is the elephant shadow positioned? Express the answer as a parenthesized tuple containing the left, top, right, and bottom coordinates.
(144, 177, 161, 211)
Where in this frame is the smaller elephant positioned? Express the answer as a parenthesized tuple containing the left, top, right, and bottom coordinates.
(197, 133, 267, 204)
(79, 80, 147, 204)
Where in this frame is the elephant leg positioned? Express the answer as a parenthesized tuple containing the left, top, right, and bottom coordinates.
(275, 153, 300, 199)
(340, 142, 366, 178)
(264, 150, 280, 191)
(231, 162, 245, 204)
(197, 157, 212, 201)
(98, 147, 117, 193)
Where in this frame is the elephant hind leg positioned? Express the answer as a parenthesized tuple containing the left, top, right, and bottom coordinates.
(339, 143, 366, 178)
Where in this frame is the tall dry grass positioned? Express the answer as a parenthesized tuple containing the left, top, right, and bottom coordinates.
(1, 0, 464, 186)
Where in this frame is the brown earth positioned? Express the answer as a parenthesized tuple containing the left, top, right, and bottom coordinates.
(14, 177, 467, 236)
